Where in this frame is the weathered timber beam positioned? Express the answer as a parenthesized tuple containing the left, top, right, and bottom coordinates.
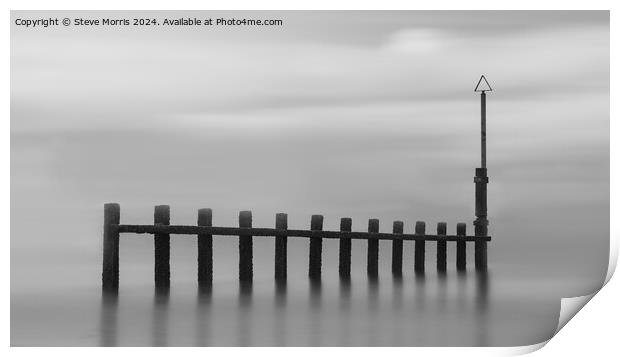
(115, 224, 491, 241)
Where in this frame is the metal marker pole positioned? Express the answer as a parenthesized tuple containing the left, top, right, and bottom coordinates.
(481, 91, 486, 169)
(474, 79, 489, 272)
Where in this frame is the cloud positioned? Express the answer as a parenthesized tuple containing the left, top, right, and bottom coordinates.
(382, 28, 447, 54)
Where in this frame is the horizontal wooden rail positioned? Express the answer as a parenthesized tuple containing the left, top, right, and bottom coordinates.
(102, 204, 493, 292)
(115, 224, 491, 242)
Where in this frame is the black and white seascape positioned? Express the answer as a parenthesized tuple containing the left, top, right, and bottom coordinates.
(10, 10, 609, 346)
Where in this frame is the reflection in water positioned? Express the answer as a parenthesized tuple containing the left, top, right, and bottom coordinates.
(339, 277, 352, 307)
(96, 269, 491, 347)
(476, 271, 490, 309)
(454, 269, 491, 345)
(367, 278, 380, 345)
(338, 278, 352, 345)
(99, 290, 119, 346)
(308, 280, 322, 345)
(275, 280, 287, 307)
(237, 282, 253, 346)
(392, 275, 403, 309)
(152, 286, 170, 347)
(273, 281, 287, 346)
(309, 279, 322, 307)
(391, 276, 404, 346)
(414, 273, 427, 312)
(457, 270, 467, 311)
(368, 279, 379, 309)
(413, 273, 430, 343)
(475, 271, 490, 346)
(195, 285, 212, 346)
(437, 273, 448, 311)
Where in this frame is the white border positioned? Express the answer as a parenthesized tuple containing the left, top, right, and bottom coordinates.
(4, 1, 617, 356)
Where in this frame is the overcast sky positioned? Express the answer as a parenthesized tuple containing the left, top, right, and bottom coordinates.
(11, 11, 609, 295)
(11, 11, 608, 131)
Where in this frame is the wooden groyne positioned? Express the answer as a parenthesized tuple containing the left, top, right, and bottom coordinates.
(102, 204, 490, 290)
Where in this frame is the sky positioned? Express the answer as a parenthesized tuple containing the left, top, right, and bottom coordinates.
(11, 10, 609, 296)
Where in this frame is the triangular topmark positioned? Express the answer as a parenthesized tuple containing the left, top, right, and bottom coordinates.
(474, 75, 492, 92)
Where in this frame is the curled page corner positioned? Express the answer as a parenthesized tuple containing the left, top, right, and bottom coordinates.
(507, 236, 618, 355)
(553, 231, 619, 335)
(603, 231, 618, 285)
(507, 293, 598, 355)
(555, 293, 597, 334)
(507, 342, 548, 355)
(550, 236, 618, 352)
(549, 234, 617, 342)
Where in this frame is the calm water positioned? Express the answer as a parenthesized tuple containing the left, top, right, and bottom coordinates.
(10, 9, 609, 347)
(12, 237, 586, 346)
(9, 126, 609, 346)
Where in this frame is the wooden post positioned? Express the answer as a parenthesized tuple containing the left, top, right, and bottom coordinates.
(154, 205, 170, 288)
(414, 221, 426, 274)
(391, 221, 404, 276)
(197, 208, 213, 287)
(339, 218, 352, 279)
(474, 169, 489, 272)
(437, 222, 447, 273)
(308, 215, 323, 281)
(367, 219, 379, 278)
(102, 203, 120, 290)
(475, 237, 488, 272)
(239, 211, 253, 282)
(456, 223, 466, 272)
(275, 213, 288, 281)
